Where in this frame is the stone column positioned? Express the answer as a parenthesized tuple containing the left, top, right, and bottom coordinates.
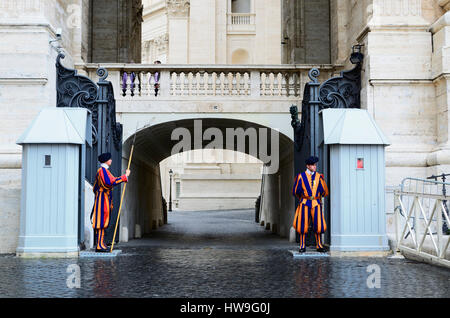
(359, 0, 434, 184)
(166, 0, 190, 63)
(0, 0, 84, 253)
(188, 0, 215, 64)
(428, 2, 450, 174)
(215, 0, 227, 64)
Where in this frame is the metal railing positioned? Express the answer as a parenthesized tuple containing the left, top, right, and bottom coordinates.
(394, 177, 450, 268)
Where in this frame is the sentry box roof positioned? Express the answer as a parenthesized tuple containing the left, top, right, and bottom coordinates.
(319, 108, 390, 146)
(17, 107, 92, 146)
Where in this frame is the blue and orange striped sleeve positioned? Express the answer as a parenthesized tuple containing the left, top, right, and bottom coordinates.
(100, 168, 127, 187)
(112, 174, 127, 186)
(292, 174, 304, 198)
(320, 174, 329, 197)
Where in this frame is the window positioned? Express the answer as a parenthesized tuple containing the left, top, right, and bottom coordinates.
(44, 155, 51, 167)
(176, 182, 181, 199)
(231, 0, 250, 13)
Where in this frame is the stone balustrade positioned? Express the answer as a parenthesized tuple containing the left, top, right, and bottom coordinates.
(83, 64, 335, 101)
(228, 13, 255, 25)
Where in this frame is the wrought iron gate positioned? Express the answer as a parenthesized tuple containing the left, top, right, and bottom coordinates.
(290, 59, 363, 246)
(56, 53, 123, 246)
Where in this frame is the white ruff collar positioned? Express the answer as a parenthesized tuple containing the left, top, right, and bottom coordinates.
(101, 163, 109, 169)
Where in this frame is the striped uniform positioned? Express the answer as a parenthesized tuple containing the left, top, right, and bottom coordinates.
(91, 167, 127, 250)
(292, 171, 329, 249)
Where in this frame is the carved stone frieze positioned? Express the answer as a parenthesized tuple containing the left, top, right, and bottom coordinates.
(166, 0, 190, 17)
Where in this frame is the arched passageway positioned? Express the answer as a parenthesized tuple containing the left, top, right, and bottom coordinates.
(159, 148, 263, 211)
(118, 117, 295, 243)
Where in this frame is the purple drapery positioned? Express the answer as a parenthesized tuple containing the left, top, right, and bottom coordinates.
(122, 72, 128, 93)
(130, 72, 136, 90)
(122, 72, 136, 96)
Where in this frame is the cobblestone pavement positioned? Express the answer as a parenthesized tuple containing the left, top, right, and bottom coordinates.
(0, 209, 449, 298)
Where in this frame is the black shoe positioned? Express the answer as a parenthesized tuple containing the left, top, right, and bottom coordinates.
(316, 247, 328, 253)
(95, 248, 110, 253)
(298, 248, 306, 254)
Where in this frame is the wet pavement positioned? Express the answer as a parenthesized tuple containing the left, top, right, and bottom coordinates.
(0, 209, 449, 298)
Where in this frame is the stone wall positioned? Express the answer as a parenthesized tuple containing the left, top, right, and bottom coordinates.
(259, 148, 294, 239)
(120, 151, 164, 241)
(0, 0, 86, 253)
(282, 0, 331, 64)
(330, 0, 449, 237)
(328, 0, 449, 186)
(91, 0, 143, 63)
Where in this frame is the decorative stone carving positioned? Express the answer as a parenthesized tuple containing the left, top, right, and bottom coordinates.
(152, 33, 169, 51)
(166, 0, 190, 17)
(0, 0, 42, 13)
(143, 33, 168, 63)
(369, 0, 428, 28)
(373, 0, 421, 17)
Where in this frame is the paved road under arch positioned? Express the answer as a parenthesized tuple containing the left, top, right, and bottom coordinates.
(0, 209, 448, 297)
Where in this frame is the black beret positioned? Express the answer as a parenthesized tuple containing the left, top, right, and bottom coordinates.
(98, 152, 112, 163)
(305, 156, 319, 165)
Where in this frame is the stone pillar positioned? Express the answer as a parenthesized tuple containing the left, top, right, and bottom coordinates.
(71, 0, 91, 65)
(167, 0, 190, 63)
(428, 4, 450, 174)
(215, 0, 227, 64)
(254, 0, 282, 64)
(360, 0, 435, 184)
(0, 0, 82, 253)
(329, 0, 349, 65)
(189, 0, 215, 64)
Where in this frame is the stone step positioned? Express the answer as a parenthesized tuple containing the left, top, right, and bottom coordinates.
(80, 250, 122, 258)
(289, 250, 329, 258)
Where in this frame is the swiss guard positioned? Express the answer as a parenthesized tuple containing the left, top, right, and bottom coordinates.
(91, 152, 130, 252)
(292, 156, 329, 253)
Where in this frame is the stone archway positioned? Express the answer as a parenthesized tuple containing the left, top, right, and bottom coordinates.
(118, 117, 295, 243)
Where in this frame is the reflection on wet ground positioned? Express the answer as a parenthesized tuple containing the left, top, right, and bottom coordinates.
(0, 209, 448, 298)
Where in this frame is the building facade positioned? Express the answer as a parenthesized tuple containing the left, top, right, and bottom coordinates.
(142, 0, 281, 64)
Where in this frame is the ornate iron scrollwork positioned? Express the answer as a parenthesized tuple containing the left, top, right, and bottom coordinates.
(56, 53, 98, 109)
(56, 53, 123, 182)
(318, 63, 362, 109)
(56, 53, 99, 142)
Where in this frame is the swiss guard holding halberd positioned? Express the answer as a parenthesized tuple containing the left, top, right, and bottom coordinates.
(91, 152, 130, 252)
(292, 156, 329, 253)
